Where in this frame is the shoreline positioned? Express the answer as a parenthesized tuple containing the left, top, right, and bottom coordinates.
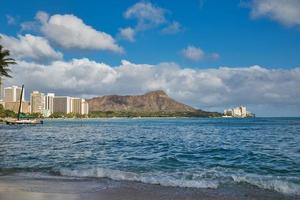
(0, 173, 296, 200)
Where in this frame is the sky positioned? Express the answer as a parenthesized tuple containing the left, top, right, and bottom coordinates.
(0, 0, 299, 116)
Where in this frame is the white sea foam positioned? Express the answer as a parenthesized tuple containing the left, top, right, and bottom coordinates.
(231, 175, 300, 196)
(59, 168, 219, 189)
(59, 167, 300, 195)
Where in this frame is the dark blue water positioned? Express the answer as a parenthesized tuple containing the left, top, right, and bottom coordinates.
(0, 118, 300, 195)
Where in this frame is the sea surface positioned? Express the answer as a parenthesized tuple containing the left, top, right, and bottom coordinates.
(0, 118, 300, 197)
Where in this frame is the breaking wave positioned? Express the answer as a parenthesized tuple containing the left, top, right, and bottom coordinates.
(231, 175, 300, 196)
(59, 167, 300, 195)
(59, 168, 219, 189)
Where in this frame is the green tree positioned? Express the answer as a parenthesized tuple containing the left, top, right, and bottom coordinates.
(0, 41, 16, 83)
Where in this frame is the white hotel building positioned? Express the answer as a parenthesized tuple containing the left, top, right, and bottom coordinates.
(53, 96, 89, 115)
(30, 92, 89, 116)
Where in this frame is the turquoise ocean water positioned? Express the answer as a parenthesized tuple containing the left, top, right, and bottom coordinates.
(0, 118, 299, 196)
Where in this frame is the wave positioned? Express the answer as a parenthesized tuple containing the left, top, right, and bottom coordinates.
(58, 167, 300, 196)
(231, 175, 300, 196)
(59, 168, 219, 189)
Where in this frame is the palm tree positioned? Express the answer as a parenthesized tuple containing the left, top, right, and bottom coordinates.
(0, 42, 16, 83)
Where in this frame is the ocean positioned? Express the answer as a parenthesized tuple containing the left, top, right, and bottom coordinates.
(0, 118, 300, 199)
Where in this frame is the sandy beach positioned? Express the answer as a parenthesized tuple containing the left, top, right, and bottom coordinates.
(0, 173, 296, 200)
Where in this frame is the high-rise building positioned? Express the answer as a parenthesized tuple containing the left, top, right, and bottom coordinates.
(45, 93, 55, 114)
(53, 96, 72, 114)
(0, 79, 4, 101)
(224, 106, 248, 118)
(71, 98, 89, 115)
(4, 101, 31, 113)
(71, 98, 82, 114)
(82, 100, 89, 115)
(30, 91, 45, 114)
(4, 85, 24, 102)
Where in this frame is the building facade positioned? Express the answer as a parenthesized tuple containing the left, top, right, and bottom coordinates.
(30, 91, 45, 114)
(0, 79, 4, 101)
(224, 106, 247, 118)
(4, 101, 31, 113)
(44, 93, 55, 117)
(52, 96, 89, 115)
(4, 86, 24, 102)
(53, 96, 72, 114)
(71, 98, 89, 115)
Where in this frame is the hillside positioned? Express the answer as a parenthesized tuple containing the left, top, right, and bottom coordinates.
(86, 90, 221, 118)
(87, 90, 196, 112)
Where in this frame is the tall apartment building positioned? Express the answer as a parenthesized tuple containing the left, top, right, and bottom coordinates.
(71, 98, 89, 115)
(4, 101, 31, 113)
(30, 91, 45, 114)
(53, 96, 72, 114)
(224, 106, 247, 118)
(0, 79, 4, 101)
(4, 85, 24, 102)
(52, 96, 89, 115)
(45, 93, 55, 114)
(82, 100, 89, 115)
(2, 85, 30, 113)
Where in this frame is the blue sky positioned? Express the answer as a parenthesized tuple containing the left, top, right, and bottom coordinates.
(0, 0, 300, 116)
(1, 0, 299, 68)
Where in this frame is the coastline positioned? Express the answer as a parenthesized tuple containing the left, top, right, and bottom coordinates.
(0, 173, 295, 200)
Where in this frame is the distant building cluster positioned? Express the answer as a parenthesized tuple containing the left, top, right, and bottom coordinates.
(0, 83, 88, 117)
(224, 106, 254, 118)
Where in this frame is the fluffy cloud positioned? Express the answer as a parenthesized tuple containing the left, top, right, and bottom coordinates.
(182, 46, 220, 62)
(0, 34, 63, 61)
(182, 46, 205, 61)
(5, 59, 300, 116)
(123, 1, 182, 38)
(124, 2, 167, 31)
(161, 21, 183, 34)
(249, 0, 300, 26)
(36, 11, 123, 53)
(119, 27, 136, 42)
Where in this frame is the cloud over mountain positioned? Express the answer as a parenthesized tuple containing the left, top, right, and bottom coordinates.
(6, 59, 300, 116)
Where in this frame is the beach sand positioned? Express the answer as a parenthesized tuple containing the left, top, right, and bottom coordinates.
(0, 173, 297, 200)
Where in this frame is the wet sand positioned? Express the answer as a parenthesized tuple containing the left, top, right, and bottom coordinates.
(0, 174, 298, 200)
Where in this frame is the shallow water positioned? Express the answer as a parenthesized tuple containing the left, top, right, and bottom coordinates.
(0, 118, 300, 196)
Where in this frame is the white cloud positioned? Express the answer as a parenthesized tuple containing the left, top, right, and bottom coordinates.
(249, 0, 300, 26)
(36, 11, 123, 53)
(119, 27, 136, 42)
(6, 59, 300, 116)
(122, 2, 183, 39)
(182, 46, 205, 61)
(0, 34, 63, 61)
(161, 21, 183, 34)
(124, 2, 167, 31)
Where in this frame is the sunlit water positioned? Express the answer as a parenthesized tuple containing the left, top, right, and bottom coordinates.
(0, 118, 300, 196)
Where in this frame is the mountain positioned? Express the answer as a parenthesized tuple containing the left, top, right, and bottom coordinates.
(87, 90, 197, 113)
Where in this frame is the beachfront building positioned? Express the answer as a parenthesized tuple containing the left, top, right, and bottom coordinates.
(4, 85, 24, 102)
(30, 91, 45, 114)
(71, 98, 89, 115)
(53, 96, 72, 114)
(44, 93, 55, 116)
(53, 96, 89, 115)
(2, 85, 30, 113)
(0, 80, 4, 101)
(0, 80, 3, 107)
(4, 101, 31, 113)
(82, 100, 89, 115)
(224, 106, 248, 118)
